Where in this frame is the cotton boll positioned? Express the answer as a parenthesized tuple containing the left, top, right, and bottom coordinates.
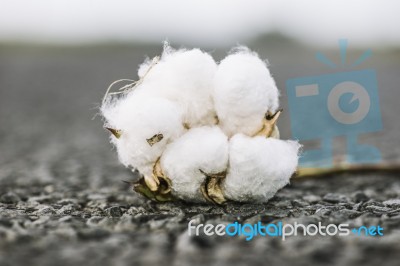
(161, 126, 229, 202)
(222, 134, 300, 202)
(101, 95, 185, 178)
(214, 47, 279, 137)
(135, 45, 218, 127)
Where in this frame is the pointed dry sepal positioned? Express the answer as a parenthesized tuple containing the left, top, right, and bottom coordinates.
(132, 177, 174, 202)
(153, 158, 172, 195)
(146, 133, 164, 147)
(254, 109, 282, 138)
(128, 158, 175, 202)
(199, 169, 227, 205)
(105, 127, 122, 139)
(144, 175, 160, 192)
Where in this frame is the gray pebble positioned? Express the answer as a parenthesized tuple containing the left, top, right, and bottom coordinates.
(365, 205, 392, 214)
(291, 199, 310, 207)
(323, 193, 349, 203)
(1, 192, 21, 204)
(34, 206, 56, 216)
(303, 195, 321, 204)
(383, 199, 400, 208)
(57, 204, 78, 215)
(351, 191, 369, 203)
(106, 206, 123, 217)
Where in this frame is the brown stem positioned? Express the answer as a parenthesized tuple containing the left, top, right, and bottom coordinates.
(294, 163, 400, 179)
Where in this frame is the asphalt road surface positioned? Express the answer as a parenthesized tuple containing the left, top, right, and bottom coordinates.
(0, 41, 399, 266)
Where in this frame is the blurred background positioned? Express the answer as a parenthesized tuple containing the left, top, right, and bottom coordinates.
(1, 1, 400, 266)
(1, 0, 400, 184)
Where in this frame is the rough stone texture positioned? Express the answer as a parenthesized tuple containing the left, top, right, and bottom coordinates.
(0, 175, 400, 266)
(0, 44, 399, 266)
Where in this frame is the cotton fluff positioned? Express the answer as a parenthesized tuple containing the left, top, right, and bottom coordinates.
(101, 94, 185, 178)
(222, 134, 300, 202)
(161, 126, 229, 202)
(214, 47, 279, 137)
(134, 44, 218, 127)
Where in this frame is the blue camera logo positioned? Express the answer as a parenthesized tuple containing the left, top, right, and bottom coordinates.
(286, 40, 382, 167)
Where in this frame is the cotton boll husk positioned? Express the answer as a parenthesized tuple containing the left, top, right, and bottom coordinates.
(214, 47, 279, 137)
(222, 134, 300, 203)
(161, 126, 229, 202)
(101, 95, 185, 177)
(135, 45, 218, 127)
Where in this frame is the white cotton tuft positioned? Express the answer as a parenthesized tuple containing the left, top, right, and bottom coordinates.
(222, 134, 300, 203)
(135, 44, 218, 127)
(137, 57, 154, 78)
(161, 126, 229, 202)
(213, 47, 279, 137)
(101, 95, 185, 177)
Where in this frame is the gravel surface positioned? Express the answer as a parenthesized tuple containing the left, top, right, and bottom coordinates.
(1, 43, 399, 266)
(1, 175, 400, 266)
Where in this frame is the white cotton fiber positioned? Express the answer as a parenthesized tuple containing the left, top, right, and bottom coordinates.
(161, 126, 229, 202)
(213, 47, 279, 137)
(222, 134, 300, 202)
(134, 44, 218, 127)
(100, 44, 301, 204)
(101, 95, 185, 177)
